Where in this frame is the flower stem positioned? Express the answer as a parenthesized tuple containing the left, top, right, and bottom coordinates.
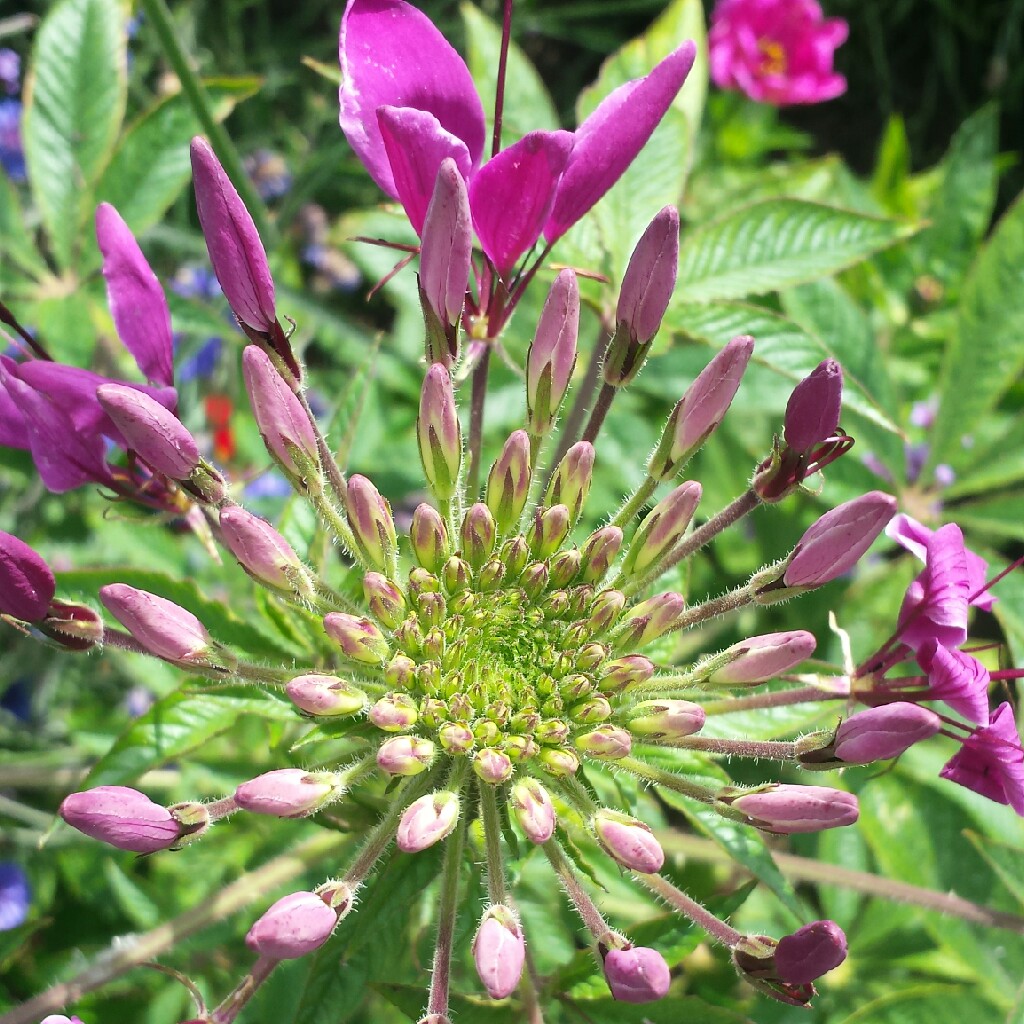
(610, 476, 658, 529)
(479, 782, 508, 904)
(671, 736, 797, 760)
(542, 838, 615, 946)
(580, 382, 617, 445)
(209, 955, 278, 1024)
(467, 344, 493, 498)
(701, 685, 843, 716)
(491, 0, 514, 158)
(638, 873, 742, 948)
(617, 756, 717, 803)
(427, 808, 468, 1018)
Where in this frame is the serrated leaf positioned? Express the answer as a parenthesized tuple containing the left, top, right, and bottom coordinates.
(963, 832, 1024, 912)
(23, 0, 127, 269)
(676, 198, 917, 303)
(0, 174, 48, 281)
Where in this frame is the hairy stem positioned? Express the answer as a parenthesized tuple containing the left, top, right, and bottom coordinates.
(467, 344, 493, 498)
(639, 872, 743, 947)
(479, 782, 509, 905)
(427, 810, 468, 1018)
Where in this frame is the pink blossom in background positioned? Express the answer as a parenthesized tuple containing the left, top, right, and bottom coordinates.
(709, 0, 848, 105)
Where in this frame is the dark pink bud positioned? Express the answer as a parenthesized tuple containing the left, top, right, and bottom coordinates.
(834, 703, 941, 763)
(616, 206, 679, 345)
(99, 583, 211, 662)
(784, 359, 843, 453)
(245, 891, 337, 959)
(774, 920, 848, 984)
(603, 945, 671, 1003)
(724, 784, 859, 834)
(219, 505, 303, 590)
(345, 474, 397, 571)
(0, 530, 55, 621)
(527, 270, 579, 436)
(60, 786, 182, 853)
(473, 906, 526, 998)
(190, 136, 276, 333)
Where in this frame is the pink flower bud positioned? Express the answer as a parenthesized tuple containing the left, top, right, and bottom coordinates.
(60, 786, 182, 853)
(377, 735, 436, 776)
(96, 384, 199, 480)
(628, 699, 705, 739)
(345, 474, 397, 571)
(724, 784, 859, 834)
(784, 359, 843, 453)
(579, 526, 623, 584)
(576, 725, 632, 760)
(621, 481, 702, 576)
(587, 589, 626, 633)
(616, 206, 679, 346)
(649, 336, 754, 479)
(245, 891, 337, 959)
(593, 810, 664, 872)
(527, 269, 579, 435)
(40, 1016, 84, 1024)
(603, 945, 671, 1003)
(544, 442, 594, 526)
(190, 137, 276, 333)
(235, 768, 338, 818)
(619, 592, 685, 647)
(473, 747, 514, 785)
(410, 504, 450, 572)
(510, 779, 556, 843)
(774, 920, 848, 984)
(219, 506, 303, 590)
(242, 346, 319, 475)
(599, 655, 655, 692)
(417, 364, 462, 501)
(285, 674, 367, 717)
(526, 504, 571, 559)
(833, 703, 941, 764)
(461, 503, 497, 569)
(486, 430, 532, 534)
(323, 612, 391, 664)
(539, 747, 581, 776)
(783, 492, 896, 588)
(368, 693, 418, 731)
(473, 906, 526, 998)
(99, 583, 210, 662)
(0, 530, 55, 621)
(710, 630, 817, 685)
(396, 791, 460, 852)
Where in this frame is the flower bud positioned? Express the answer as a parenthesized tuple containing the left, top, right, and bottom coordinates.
(731, 934, 814, 1006)
(38, 599, 104, 652)
(538, 747, 580, 776)
(473, 747, 514, 785)
(442, 555, 472, 594)
(0, 530, 55, 621)
(603, 945, 671, 1003)
(576, 725, 632, 760)
(510, 779, 556, 843)
(621, 482, 701, 576)
(615, 205, 679, 347)
(285, 674, 367, 717)
(397, 791, 460, 852)
(376, 735, 436, 776)
(527, 269, 579, 436)
(544, 442, 594, 526)
(473, 906, 526, 999)
(486, 431, 532, 534)
(60, 786, 182, 853)
(96, 384, 200, 479)
(781, 492, 896, 589)
(439, 722, 474, 753)
(599, 655, 655, 692)
(579, 526, 623, 583)
(220, 505, 304, 590)
(545, 550, 579, 590)
(417, 364, 462, 500)
(344, 475, 398, 572)
(363, 572, 407, 629)
(234, 768, 338, 818)
(628, 699, 705, 739)
(419, 157, 471, 366)
(525, 504, 571, 559)
(588, 589, 626, 633)
(648, 336, 754, 479)
(242, 346, 319, 476)
(593, 810, 664, 872)
(323, 613, 390, 665)
(722, 784, 859, 834)
(784, 359, 842, 453)
(245, 891, 337, 959)
(774, 920, 847, 984)
(618, 592, 685, 648)
(832, 703, 941, 764)
(461, 503, 496, 569)
(709, 630, 817, 685)
(368, 693, 418, 731)
(410, 503, 450, 572)
(99, 584, 211, 663)
(191, 137, 276, 334)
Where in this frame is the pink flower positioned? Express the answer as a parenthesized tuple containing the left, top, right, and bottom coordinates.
(709, 0, 848, 106)
(940, 703, 1024, 815)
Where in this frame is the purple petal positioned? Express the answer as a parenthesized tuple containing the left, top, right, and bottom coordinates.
(95, 203, 174, 387)
(544, 42, 696, 243)
(896, 524, 970, 651)
(0, 376, 28, 450)
(917, 641, 990, 725)
(339, 0, 485, 198)
(940, 702, 1024, 814)
(470, 130, 574, 277)
(377, 105, 473, 235)
(0, 530, 55, 621)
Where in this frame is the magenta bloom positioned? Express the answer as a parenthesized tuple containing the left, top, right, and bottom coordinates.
(915, 640, 990, 725)
(940, 703, 1024, 815)
(709, 0, 848, 106)
(338, 0, 694, 274)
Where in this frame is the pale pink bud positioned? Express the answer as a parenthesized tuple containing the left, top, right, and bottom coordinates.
(710, 630, 817, 685)
(619, 592, 685, 647)
(621, 481, 701, 575)
(599, 655, 655, 692)
(377, 735, 436, 776)
(461, 503, 497, 569)
(220, 505, 302, 590)
(96, 384, 199, 479)
(544, 442, 594, 526)
(410, 503, 450, 572)
(774, 920, 848, 984)
(538, 746, 580, 776)
(396, 791, 460, 852)
(368, 693, 418, 731)
(527, 269, 579, 435)
(486, 430, 532, 534)
(234, 768, 338, 818)
(784, 359, 843, 453)
(242, 346, 319, 475)
(593, 810, 664, 872)
(323, 612, 391, 664)
(473, 906, 526, 998)
(526, 504, 571, 559)
(724, 784, 859, 834)
(603, 945, 671, 1003)
(510, 779, 556, 843)
(439, 722, 475, 754)
(99, 583, 210, 662)
(587, 589, 626, 633)
(576, 725, 632, 760)
(649, 336, 754, 479)
(473, 747, 514, 785)
(783, 492, 897, 588)
(191, 137, 276, 333)
(580, 526, 624, 583)
(285, 674, 367, 717)
(345, 474, 397, 571)
(628, 699, 705, 739)
(615, 206, 679, 346)
(363, 572, 407, 629)
(245, 891, 337, 959)
(60, 786, 181, 853)
(417, 364, 462, 500)
(833, 703, 941, 764)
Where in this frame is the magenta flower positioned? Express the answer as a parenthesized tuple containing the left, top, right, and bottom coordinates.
(709, 0, 848, 106)
(915, 640, 990, 725)
(338, 0, 694, 275)
(940, 703, 1024, 815)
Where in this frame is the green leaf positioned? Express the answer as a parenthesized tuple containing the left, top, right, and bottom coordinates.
(376, 986, 521, 1024)
(559, 996, 749, 1023)
(835, 985, 992, 1024)
(24, 290, 99, 367)
(23, 0, 127, 269)
(951, 495, 1024, 543)
(0, 174, 48, 281)
(928, 190, 1024, 470)
(676, 198, 917, 303)
(963, 832, 1024, 912)
(461, 3, 558, 145)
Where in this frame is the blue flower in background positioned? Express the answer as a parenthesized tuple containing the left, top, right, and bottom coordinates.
(244, 148, 292, 201)
(0, 862, 30, 930)
(172, 264, 223, 302)
(0, 677, 31, 722)
(0, 98, 25, 181)
(243, 470, 293, 501)
(0, 48, 19, 94)
(175, 336, 223, 383)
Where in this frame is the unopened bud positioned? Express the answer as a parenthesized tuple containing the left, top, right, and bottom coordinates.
(234, 768, 338, 818)
(832, 702, 941, 764)
(603, 945, 671, 1003)
(547, 549, 581, 589)
(732, 934, 814, 1006)
(377, 735, 436, 776)
(442, 555, 471, 594)
(0, 530, 55, 621)
(245, 891, 337, 959)
(576, 725, 632, 760)
(621, 482, 701, 576)
(410, 503, 450, 572)
(473, 905, 526, 998)
(784, 360, 843, 453)
(510, 779, 556, 842)
(486, 431, 532, 534)
(396, 791, 460, 852)
(38, 599, 104, 652)
(721, 784, 859, 834)
(323, 613, 390, 664)
(615, 206, 679, 347)
(285, 674, 367, 717)
(599, 655, 655, 692)
(418, 364, 462, 500)
(527, 269, 579, 436)
(580, 526, 623, 583)
(538, 746, 580, 776)
(363, 572, 407, 629)
(368, 693, 418, 731)
(385, 653, 417, 689)
(594, 810, 664, 872)
(345, 475, 397, 572)
(473, 747, 514, 784)
(439, 721, 474, 753)
(520, 561, 550, 601)
(99, 584, 211, 663)
(618, 592, 684, 648)
(220, 505, 304, 591)
(461, 503, 496, 569)
(628, 699, 705, 739)
(588, 589, 626, 633)
(60, 786, 182, 853)
(709, 630, 817, 685)
(526, 504, 571, 559)
(774, 920, 848, 984)
(544, 443, 594, 526)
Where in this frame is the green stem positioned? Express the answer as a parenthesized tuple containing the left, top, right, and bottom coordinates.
(617, 756, 717, 803)
(610, 476, 658, 529)
(671, 736, 797, 760)
(701, 685, 842, 716)
(479, 782, 508, 904)
(467, 345, 493, 498)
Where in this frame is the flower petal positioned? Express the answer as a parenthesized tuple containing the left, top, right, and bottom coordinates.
(339, 0, 485, 198)
(544, 42, 695, 243)
(470, 130, 574, 278)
